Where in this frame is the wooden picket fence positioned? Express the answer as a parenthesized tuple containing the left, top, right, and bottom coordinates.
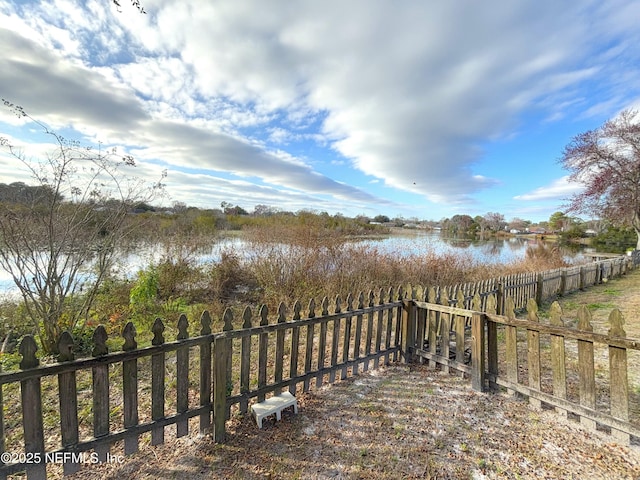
(0, 253, 637, 479)
(0, 291, 403, 479)
(403, 290, 640, 447)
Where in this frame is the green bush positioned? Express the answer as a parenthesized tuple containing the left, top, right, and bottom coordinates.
(592, 226, 636, 252)
(129, 267, 159, 310)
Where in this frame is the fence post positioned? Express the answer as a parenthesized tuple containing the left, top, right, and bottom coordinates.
(559, 269, 567, 296)
(400, 296, 415, 364)
(471, 312, 485, 392)
(496, 282, 504, 315)
(19, 336, 46, 480)
(535, 273, 544, 305)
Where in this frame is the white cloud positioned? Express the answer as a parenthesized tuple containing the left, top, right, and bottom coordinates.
(1, 0, 639, 216)
(514, 176, 583, 201)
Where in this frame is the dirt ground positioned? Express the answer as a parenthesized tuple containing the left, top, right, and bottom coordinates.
(61, 270, 640, 480)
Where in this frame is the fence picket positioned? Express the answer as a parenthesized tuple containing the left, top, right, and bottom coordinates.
(577, 306, 596, 430)
(122, 323, 139, 455)
(329, 296, 341, 383)
(199, 311, 212, 433)
(427, 287, 438, 369)
(549, 302, 567, 417)
(485, 295, 498, 386)
(274, 303, 287, 395)
(439, 290, 450, 374)
(303, 299, 315, 392)
(176, 314, 190, 437)
(526, 300, 541, 409)
(91, 326, 110, 462)
(341, 294, 353, 380)
(364, 291, 375, 372)
(316, 297, 329, 388)
(374, 288, 384, 369)
(57, 332, 79, 475)
(240, 307, 252, 414)
(289, 301, 302, 395)
(454, 290, 466, 370)
(258, 306, 269, 401)
(504, 297, 518, 396)
(608, 309, 630, 444)
(222, 309, 234, 419)
(384, 287, 394, 364)
(151, 318, 166, 445)
(19, 336, 46, 480)
(353, 293, 364, 375)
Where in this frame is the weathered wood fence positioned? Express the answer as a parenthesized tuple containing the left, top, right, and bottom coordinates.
(0, 253, 637, 479)
(401, 253, 640, 446)
(0, 291, 403, 479)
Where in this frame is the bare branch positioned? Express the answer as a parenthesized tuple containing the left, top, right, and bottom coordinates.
(0, 103, 164, 354)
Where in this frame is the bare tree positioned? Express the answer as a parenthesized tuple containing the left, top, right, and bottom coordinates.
(484, 212, 506, 232)
(560, 108, 640, 249)
(0, 100, 164, 354)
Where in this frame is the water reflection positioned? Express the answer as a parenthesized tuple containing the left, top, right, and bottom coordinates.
(0, 232, 585, 295)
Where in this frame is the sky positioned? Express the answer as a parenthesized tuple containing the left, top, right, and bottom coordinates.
(1, 0, 640, 223)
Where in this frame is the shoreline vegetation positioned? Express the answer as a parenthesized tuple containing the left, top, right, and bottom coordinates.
(2, 219, 575, 363)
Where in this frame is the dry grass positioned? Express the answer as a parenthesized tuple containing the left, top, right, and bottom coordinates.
(238, 234, 568, 313)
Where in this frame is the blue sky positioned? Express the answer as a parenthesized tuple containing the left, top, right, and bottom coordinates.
(1, 0, 640, 223)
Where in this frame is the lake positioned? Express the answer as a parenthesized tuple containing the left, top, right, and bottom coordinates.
(0, 232, 581, 297)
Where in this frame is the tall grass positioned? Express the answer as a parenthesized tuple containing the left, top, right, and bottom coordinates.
(233, 228, 569, 312)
